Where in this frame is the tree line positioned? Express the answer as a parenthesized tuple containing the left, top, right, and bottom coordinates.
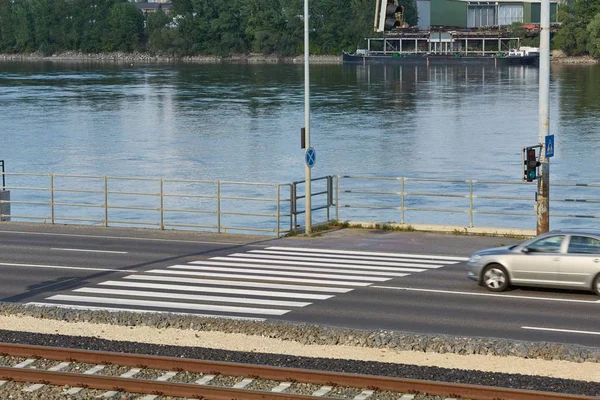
(0, 0, 598, 57)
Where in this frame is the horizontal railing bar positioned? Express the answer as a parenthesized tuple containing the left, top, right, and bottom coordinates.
(220, 181, 278, 187)
(3, 200, 49, 206)
(404, 177, 469, 184)
(164, 223, 218, 229)
(0, 172, 49, 177)
(107, 176, 161, 182)
(220, 196, 276, 202)
(220, 211, 277, 218)
(163, 193, 216, 199)
(338, 175, 401, 181)
(552, 198, 600, 203)
(475, 195, 532, 201)
(475, 211, 536, 216)
(341, 190, 400, 196)
(163, 178, 217, 184)
(549, 182, 600, 188)
(293, 205, 332, 215)
(2, 186, 49, 191)
(549, 213, 600, 219)
(404, 207, 467, 213)
(52, 202, 104, 208)
(293, 176, 330, 184)
(404, 192, 468, 199)
(52, 189, 104, 194)
(51, 174, 104, 179)
(107, 220, 160, 226)
(107, 206, 159, 211)
(108, 190, 158, 196)
(52, 217, 104, 223)
(340, 204, 400, 210)
(221, 225, 277, 232)
(162, 208, 216, 214)
(2, 215, 49, 220)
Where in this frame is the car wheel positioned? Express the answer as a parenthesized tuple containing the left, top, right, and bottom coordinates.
(593, 274, 600, 296)
(481, 264, 510, 292)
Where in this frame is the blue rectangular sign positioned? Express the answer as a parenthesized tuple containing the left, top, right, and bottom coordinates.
(545, 135, 555, 158)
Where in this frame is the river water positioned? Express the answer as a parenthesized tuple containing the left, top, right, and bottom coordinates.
(1, 61, 599, 230)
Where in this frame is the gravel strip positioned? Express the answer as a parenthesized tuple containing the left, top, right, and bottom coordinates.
(2, 303, 598, 364)
(246, 378, 280, 391)
(0, 356, 26, 367)
(0, 329, 598, 396)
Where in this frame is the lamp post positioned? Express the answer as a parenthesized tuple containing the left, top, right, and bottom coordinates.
(304, 0, 312, 234)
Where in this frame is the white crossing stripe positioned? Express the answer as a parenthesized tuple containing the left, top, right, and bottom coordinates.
(139, 372, 178, 400)
(99, 280, 334, 300)
(192, 260, 416, 275)
(222, 253, 442, 269)
(312, 386, 333, 397)
(400, 395, 416, 400)
(168, 265, 391, 282)
(195, 374, 216, 385)
(123, 274, 352, 293)
(64, 365, 105, 395)
(74, 287, 312, 307)
(0, 359, 35, 387)
(99, 368, 140, 398)
(353, 390, 375, 400)
(23, 362, 70, 392)
(26, 302, 264, 321)
(266, 246, 469, 261)
(206, 257, 431, 271)
(250, 249, 452, 264)
(271, 382, 292, 393)
(149, 269, 372, 286)
(232, 378, 254, 388)
(47, 295, 290, 316)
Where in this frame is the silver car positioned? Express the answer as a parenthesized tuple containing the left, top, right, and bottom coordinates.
(466, 229, 600, 295)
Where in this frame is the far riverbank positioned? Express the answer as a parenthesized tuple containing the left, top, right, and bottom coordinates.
(0, 50, 597, 64)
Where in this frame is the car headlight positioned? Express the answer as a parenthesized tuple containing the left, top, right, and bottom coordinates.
(468, 254, 482, 263)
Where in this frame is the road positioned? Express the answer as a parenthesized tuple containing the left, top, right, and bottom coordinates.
(0, 223, 599, 347)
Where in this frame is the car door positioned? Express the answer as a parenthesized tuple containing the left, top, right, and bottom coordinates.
(511, 234, 565, 283)
(558, 235, 600, 287)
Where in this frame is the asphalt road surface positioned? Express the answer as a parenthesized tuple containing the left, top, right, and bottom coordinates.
(0, 223, 599, 347)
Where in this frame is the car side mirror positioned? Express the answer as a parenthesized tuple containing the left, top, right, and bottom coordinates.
(522, 247, 531, 254)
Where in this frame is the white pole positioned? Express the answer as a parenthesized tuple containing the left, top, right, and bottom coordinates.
(304, 0, 312, 234)
(537, 0, 550, 234)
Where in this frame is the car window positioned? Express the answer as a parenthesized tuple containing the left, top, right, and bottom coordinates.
(526, 235, 565, 253)
(567, 235, 600, 254)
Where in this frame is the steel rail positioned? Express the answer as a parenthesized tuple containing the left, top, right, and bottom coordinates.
(0, 343, 593, 400)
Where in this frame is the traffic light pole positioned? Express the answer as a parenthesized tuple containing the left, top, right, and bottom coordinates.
(304, 0, 312, 235)
(537, 0, 550, 234)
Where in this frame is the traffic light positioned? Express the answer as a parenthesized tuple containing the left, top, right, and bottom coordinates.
(376, 1, 404, 32)
(524, 147, 540, 182)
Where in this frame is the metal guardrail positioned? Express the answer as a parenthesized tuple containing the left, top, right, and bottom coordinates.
(0, 172, 295, 236)
(336, 175, 600, 229)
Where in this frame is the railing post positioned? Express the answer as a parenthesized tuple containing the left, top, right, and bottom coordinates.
(50, 174, 55, 224)
(160, 179, 164, 230)
(401, 177, 405, 224)
(289, 184, 294, 233)
(335, 176, 339, 221)
(292, 182, 297, 230)
(326, 176, 332, 222)
(276, 184, 281, 236)
(217, 180, 221, 233)
(469, 180, 474, 228)
(104, 176, 108, 227)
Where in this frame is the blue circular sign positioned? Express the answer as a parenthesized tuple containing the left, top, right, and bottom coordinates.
(305, 147, 316, 168)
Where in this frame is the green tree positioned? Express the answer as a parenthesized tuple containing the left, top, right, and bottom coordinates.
(587, 12, 600, 57)
(553, 0, 600, 55)
(0, 0, 15, 52)
(104, 2, 144, 52)
(397, 0, 418, 27)
(12, 1, 35, 52)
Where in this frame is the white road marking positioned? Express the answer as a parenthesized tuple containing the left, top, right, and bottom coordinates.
(74, 287, 312, 307)
(0, 359, 35, 388)
(232, 378, 254, 388)
(522, 326, 600, 336)
(250, 249, 450, 264)
(195, 375, 216, 385)
(123, 274, 352, 293)
(373, 286, 600, 304)
(148, 269, 372, 286)
(0, 262, 135, 272)
(46, 295, 290, 315)
(312, 386, 333, 397)
(191, 260, 414, 276)
(99, 280, 334, 300)
(101, 368, 141, 398)
(353, 390, 375, 400)
(169, 265, 391, 282)
(207, 257, 433, 271)
(266, 246, 469, 261)
(26, 302, 264, 320)
(271, 382, 292, 393)
(139, 372, 178, 400)
(225, 253, 443, 268)
(51, 248, 128, 254)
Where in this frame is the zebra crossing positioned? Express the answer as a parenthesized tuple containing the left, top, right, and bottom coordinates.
(28, 246, 468, 320)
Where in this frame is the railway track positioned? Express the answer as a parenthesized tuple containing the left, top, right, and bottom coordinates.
(0, 342, 593, 400)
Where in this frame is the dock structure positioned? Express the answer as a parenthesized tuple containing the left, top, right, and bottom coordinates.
(362, 30, 521, 56)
